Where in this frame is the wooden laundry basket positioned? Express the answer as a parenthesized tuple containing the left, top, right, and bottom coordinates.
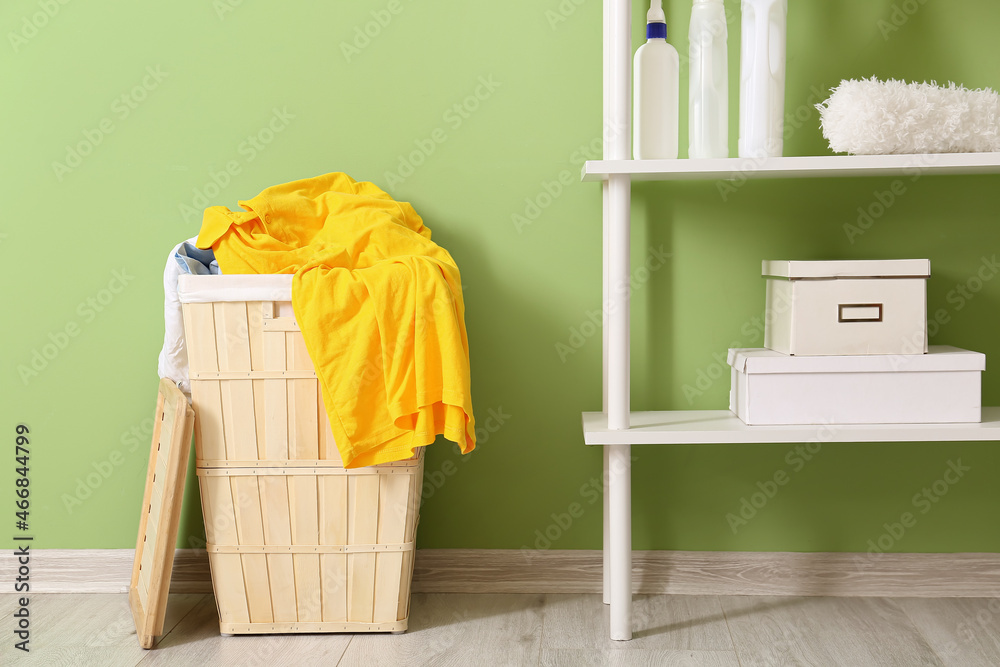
(179, 275, 423, 634)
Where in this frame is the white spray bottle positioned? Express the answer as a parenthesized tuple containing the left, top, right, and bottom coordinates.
(738, 0, 787, 158)
(689, 0, 729, 158)
(633, 0, 679, 160)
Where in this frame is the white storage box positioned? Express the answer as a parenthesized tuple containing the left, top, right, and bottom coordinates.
(763, 259, 930, 356)
(728, 345, 984, 425)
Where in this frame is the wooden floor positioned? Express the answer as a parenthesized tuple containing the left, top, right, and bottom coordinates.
(3, 592, 1000, 666)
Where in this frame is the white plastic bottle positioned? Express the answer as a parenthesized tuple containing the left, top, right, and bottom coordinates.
(633, 0, 679, 160)
(738, 0, 787, 158)
(689, 0, 728, 159)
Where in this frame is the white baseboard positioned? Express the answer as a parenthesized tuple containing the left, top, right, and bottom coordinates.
(1, 549, 211, 594)
(3, 549, 998, 597)
(413, 549, 1000, 597)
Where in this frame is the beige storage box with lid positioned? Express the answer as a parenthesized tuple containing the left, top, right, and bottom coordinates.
(763, 259, 930, 356)
(728, 345, 984, 425)
(178, 274, 423, 635)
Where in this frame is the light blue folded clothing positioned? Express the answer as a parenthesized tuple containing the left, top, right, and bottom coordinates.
(174, 241, 220, 275)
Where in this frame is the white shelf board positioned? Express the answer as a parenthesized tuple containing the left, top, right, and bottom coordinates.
(581, 153, 1000, 182)
(582, 408, 1000, 445)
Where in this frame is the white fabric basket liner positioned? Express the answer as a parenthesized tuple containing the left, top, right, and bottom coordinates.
(178, 274, 293, 304)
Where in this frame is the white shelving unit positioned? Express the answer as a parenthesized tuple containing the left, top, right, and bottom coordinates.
(586, 0, 1000, 641)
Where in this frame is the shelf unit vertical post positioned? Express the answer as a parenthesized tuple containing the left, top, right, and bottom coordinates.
(601, 0, 613, 608)
(605, 0, 633, 641)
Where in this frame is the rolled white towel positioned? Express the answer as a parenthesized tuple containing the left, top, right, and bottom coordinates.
(816, 77, 1000, 155)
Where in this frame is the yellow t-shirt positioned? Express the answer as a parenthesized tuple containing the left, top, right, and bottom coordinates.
(197, 172, 475, 467)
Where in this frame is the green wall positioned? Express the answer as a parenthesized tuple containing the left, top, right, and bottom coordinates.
(2, 0, 999, 555)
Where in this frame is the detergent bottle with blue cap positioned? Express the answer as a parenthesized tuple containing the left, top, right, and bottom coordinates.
(633, 0, 679, 159)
